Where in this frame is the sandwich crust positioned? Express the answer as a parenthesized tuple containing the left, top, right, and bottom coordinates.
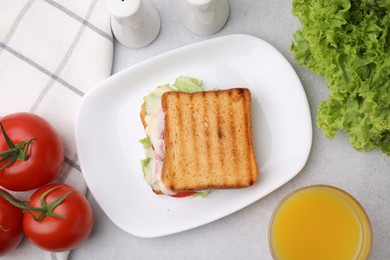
(161, 88, 259, 192)
(140, 102, 146, 128)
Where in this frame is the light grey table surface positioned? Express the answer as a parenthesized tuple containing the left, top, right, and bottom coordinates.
(70, 1, 390, 259)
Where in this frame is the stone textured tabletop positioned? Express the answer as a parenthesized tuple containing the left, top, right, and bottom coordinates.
(70, 1, 390, 259)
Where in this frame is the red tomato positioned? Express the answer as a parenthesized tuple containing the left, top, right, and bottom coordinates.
(0, 112, 64, 191)
(170, 191, 197, 198)
(23, 184, 93, 252)
(0, 188, 24, 256)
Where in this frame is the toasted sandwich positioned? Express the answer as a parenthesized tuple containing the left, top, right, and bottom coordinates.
(139, 77, 258, 197)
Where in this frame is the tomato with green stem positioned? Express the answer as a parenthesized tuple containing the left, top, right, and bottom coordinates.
(0, 112, 64, 191)
(23, 183, 94, 252)
(0, 188, 23, 256)
(0, 183, 93, 252)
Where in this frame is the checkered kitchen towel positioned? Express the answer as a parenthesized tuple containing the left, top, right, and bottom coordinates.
(1, 0, 113, 259)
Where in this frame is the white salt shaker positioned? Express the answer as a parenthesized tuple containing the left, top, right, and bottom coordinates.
(180, 0, 229, 35)
(106, 0, 160, 48)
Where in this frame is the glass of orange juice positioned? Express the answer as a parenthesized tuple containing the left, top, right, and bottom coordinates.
(269, 185, 372, 260)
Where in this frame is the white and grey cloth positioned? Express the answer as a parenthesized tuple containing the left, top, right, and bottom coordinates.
(0, 0, 113, 259)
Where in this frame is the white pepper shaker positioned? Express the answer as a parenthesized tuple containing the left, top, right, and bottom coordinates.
(180, 0, 229, 35)
(106, 0, 160, 48)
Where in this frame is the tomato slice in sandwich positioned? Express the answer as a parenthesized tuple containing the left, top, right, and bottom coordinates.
(170, 191, 197, 198)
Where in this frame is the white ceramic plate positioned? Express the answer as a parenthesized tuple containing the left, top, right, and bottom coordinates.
(76, 34, 312, 238)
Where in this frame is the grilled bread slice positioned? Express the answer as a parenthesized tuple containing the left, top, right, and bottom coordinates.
(161, 88, 259, 192)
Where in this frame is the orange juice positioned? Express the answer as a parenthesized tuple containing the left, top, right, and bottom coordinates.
(269, 185, 372, 260)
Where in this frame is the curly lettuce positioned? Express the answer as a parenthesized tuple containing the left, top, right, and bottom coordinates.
(173, 75, 203, 93)
(291, 0, 390, 156)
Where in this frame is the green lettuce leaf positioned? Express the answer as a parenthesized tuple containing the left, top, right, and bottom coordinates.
(173, 76, 203, 93)
(140, 157, 151, 172)
(193, 190, 210, 198)
(291, 0, 390, 156)
(139, 137, 151, 148)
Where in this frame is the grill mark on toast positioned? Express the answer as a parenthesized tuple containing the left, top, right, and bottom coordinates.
(216, 94, 223, 142)
(209, 91, 220, 186)
(172, 93, 182, 190)
(181, 93, 193, 190)
(201, 91, 211, 185)
(218, 127, 223, 139)
(215, 91, 225, 185)
(217, 90, 230, 186)
(190, 93, 201, 186)
(229, 90, 239, 185)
